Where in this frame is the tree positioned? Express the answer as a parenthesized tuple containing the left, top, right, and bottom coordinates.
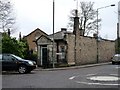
(68, 1, 101, 36)
(1, 33, 37, 61)
(19, 38, 30, 59)
(2, 33, 18, 55)
(2, 33, 29, 59)
(0, 0, 16, 33)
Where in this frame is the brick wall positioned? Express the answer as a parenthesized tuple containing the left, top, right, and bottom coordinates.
(24, 28, 47, 52)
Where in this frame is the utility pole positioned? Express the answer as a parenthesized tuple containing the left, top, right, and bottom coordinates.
(117, 23, 119, 54)
(52, 0, 55, 68)
(96, 4, 115, 63)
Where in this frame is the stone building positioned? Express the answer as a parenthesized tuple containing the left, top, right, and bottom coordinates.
(36, 28, 69, 67)
(35, 10, 115, 67)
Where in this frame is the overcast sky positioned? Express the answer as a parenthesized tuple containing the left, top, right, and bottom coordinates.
(11, 0, 119, 40)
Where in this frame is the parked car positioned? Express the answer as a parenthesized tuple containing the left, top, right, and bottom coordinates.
(111, 54, 120, 64)
(0, 54, 37, 74)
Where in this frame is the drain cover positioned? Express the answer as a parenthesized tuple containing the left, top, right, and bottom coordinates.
(87, 76, 119, 81)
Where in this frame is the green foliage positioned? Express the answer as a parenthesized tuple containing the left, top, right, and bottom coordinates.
(27, 52, 37, 61)
(2, 33, 29, 58)
(2, 34, 37, 61)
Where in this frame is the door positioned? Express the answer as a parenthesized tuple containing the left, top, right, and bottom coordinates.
(41, 47, 48, 68)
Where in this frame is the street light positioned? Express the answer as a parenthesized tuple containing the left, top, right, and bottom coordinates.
(52, 0, 55, 68)
(96, 4, 115, 63)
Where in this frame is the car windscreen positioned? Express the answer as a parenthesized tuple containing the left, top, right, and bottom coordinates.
(113, 56, 120, 60)
(12, 55, 23, 60)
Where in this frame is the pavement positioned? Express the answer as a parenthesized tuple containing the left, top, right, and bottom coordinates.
(34, 62, 112, 71)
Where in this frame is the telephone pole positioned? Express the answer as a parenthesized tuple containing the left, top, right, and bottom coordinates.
(52, 0, 55, 68)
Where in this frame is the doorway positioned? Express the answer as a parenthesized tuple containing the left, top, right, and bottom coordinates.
(41, 46, 49, 68)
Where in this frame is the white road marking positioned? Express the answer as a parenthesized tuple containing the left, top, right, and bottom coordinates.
(110, 74, 118, 76)
(76, 81, 120, 86)
(69, 75, 80, 80)
(69, 76, 76, 80)
(87, 76, 120, 81)
(76, 81, 100, 85)
(69, 74, 120, 86)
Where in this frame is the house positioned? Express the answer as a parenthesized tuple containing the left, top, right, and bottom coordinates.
(36, 28, 70, 67)
(23, 28, 48, 53)
(36, 10, 115, 68)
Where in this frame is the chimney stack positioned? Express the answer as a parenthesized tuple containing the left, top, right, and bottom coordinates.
(73, 10, 80, 35)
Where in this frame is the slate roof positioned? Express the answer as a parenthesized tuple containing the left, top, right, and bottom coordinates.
(48, 30, 72, 40)
(36, 35, 52, 42)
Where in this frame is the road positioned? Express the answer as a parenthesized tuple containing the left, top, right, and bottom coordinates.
(2, 64, 120, 88)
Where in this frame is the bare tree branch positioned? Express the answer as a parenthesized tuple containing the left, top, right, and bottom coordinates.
(68, 1, 101, 36)
(0, 0, 16, 33)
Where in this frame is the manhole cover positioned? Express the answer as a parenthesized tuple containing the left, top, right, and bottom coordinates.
(87, 76, 120, 81)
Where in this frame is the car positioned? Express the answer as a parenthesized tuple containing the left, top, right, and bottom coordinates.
(0, 54, 37, 74)
(111, 54, 120, 64)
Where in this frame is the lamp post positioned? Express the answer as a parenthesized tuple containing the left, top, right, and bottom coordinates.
(52, 0, 55, 68)
(96, 4, 115, 63)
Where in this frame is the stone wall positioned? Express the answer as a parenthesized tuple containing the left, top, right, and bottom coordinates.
(66, 33, 75, 65)
(98, 40, 115, 62)
(76, 36, 97, 65)
(66, 34, 115, 65)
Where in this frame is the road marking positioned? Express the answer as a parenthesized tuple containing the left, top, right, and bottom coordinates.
(87, 76, 120, 81)
(76, 81, 100, 85)
(76, 81, 120, 86)
(69, 74, 120, 86)
(69, 75, 80, 80)
(69, 76, 76, 80)
(110, 74, 118, 76)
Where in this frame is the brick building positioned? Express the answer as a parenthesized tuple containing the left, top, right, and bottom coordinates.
(23, 28, 48, 53)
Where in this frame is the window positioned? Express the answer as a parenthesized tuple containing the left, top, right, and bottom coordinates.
(60, 46, 65, 52)
(3, 54, 12, 61)
(59, 46, 65, 59)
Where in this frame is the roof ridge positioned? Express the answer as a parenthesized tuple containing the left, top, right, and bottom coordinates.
(24, 28, 48, 37)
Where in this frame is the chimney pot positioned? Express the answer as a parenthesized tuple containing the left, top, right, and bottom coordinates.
(61, 28, 67, 31)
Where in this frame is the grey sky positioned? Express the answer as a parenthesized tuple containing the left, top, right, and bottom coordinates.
(11, 0, 119, 40)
